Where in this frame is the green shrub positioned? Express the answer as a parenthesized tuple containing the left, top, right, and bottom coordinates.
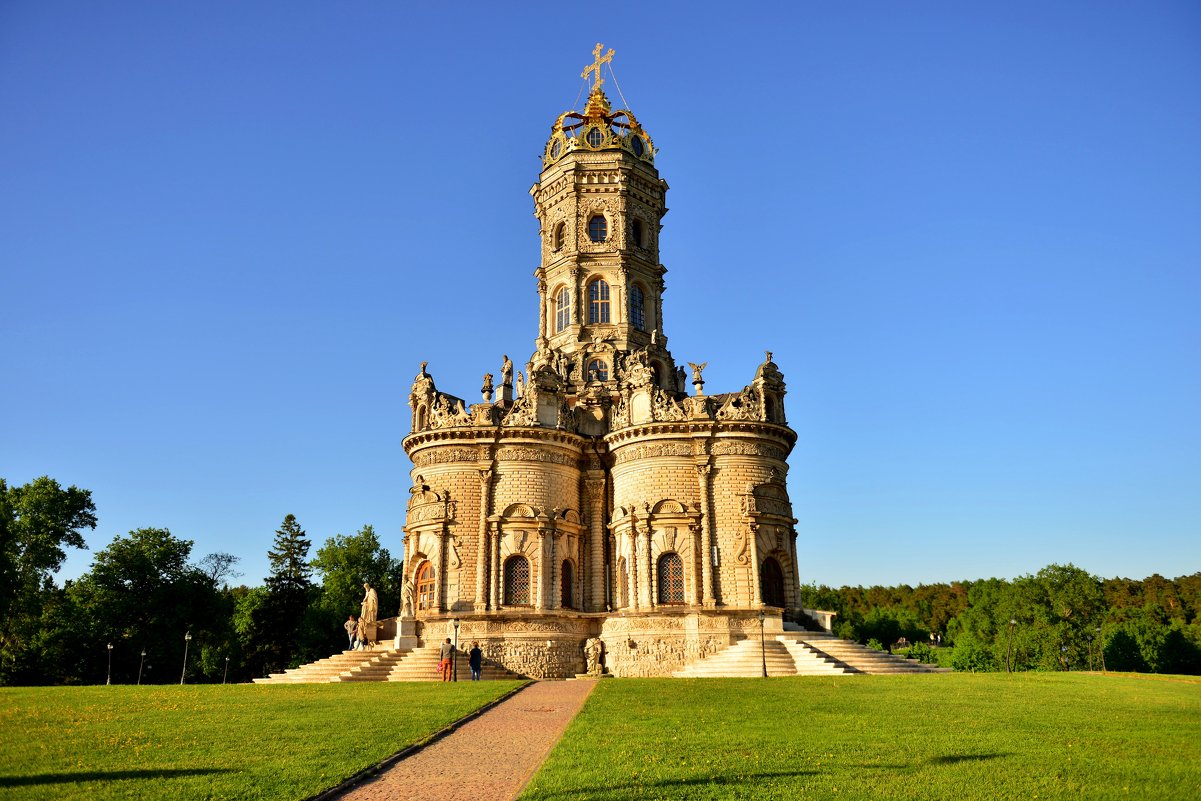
(951, 642, 998, 672)
(866, 638, 885, 652)
(906, 641, 937, 664)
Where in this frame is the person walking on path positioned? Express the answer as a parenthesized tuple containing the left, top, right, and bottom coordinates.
(344, 615, 358, 650)
(439, 637, 454, 681)
(468, 642, 483, 681)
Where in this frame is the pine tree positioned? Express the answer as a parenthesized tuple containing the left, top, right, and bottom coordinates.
(265, 514, 312, 594)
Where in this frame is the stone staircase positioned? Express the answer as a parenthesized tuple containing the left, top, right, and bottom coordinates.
(782, 630, 950, 674)
(254, 644, 526, 684)
(386, 645, 525, 682)
(253, 647, 409, 684)
(673, 625, 951, 678)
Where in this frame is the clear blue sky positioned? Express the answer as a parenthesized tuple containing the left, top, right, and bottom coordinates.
(3, 2, 1199, 589)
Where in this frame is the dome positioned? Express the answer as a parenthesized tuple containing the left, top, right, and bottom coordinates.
(543, 44, 655, 168)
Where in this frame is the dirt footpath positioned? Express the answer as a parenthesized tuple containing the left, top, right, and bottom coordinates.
(335, 680, 596, 801)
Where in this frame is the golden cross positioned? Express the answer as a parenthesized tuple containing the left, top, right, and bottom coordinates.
(581, 43, 615, 90)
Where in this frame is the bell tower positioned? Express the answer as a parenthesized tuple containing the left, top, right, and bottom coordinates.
(530, 44, 676, 392)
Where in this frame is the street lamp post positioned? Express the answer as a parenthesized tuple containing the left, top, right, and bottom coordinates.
(106, 643, 113, 685)
(223, 656, 230, 685)
(138, 649, 146, 685)
(1006, 619, 1016, 673)
(180, 631, 192, 685)
(757, 610, 767, 678)
(452, 618, 460, 683)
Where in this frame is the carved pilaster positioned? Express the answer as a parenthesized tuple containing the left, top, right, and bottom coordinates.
(636, 518, 652, 609)
(573, 266, 584, 326)
(584, 475, 606, 612)
(535, 524, 549, 611)
(696, 463, 716, 607)
(748, 522, 763, 607)
(489, 520, 501, 610)
(537, 278, 548, 342)
(437, 523, 449, 612)
(475, 469, 493, 611)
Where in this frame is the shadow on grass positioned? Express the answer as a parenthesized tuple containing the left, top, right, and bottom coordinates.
(527, 769, 816, 799)
(854, 753, 1012, 771)
(0, 768, 235, 787)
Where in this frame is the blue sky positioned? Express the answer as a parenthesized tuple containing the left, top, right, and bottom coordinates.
(2, 2, 1199, 589)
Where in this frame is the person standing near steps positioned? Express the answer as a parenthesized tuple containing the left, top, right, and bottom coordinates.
(344, 615, 357, 650)
(468, 642, 483, 681)
(439, 637, 454, 682)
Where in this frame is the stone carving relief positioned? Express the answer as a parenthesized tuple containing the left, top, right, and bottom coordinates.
(411, 448, 479, 467)
(613, 442, 692, 465)
(427, 393, 472, 429)
(651, 388, 687, 422)
(716, 387, 762, 421)
(495, 446, 578, 467)
(710, 441, 788, 461)
(502, 392, 538, 427)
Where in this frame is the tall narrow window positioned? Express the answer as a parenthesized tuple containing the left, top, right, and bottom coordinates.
(617, 557, 628, 609)
(503, 556, 531, 606)
(588, 279, 610, 324)
(631, 219, 644, 248)
(657, 553, 685, 605)
(553, 222, 566, 251)
(555, 287, 571, 332)
(629, 284, 645, 331)
(761, 556, 786, 608)
(416, 560, 436, 611)
(561, 560, 574, 609)
(587, 215, 607, 242)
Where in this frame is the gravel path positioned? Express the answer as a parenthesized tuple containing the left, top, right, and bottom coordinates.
(335, 680, 596, 801)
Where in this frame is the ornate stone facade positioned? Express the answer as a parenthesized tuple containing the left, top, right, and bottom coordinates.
(400, 46, 802, 678)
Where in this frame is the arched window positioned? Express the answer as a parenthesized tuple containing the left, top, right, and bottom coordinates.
(631, 219, 644, 248)
(555, 286, 571, 333)
(587, 215, 607, 243)
(415, 560, 436, 611)
(553, 222, 566, 251)
(586, 126, 604, 147)
(657, 552, 685, 605)
(761, 556, 786, 608)
(588, 279, 610, 324)
(629, 284, 645, 331)
(587, 358, 608, 382)
(560, 560, 574, 609)
(650, 364, 660, 387)
(503, 555, 531, 606)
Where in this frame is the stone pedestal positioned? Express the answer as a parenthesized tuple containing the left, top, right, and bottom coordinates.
(394, 618, 420, 650)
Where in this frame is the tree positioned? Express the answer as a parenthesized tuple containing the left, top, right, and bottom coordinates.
(258, 515, 316, 672)
(0, 477, 97, 684)
(266, 514, 312, 594)
(197, 552, 242, 587)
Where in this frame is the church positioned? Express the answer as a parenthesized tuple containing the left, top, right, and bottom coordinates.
(399, 46, 802, 678)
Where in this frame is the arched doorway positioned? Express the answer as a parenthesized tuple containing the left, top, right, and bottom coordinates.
(760, 556, 786, 608)
(561, 560, 574, 609)
(415, 560, 435, 611)
(503, 555, 531, 606)
(657, 552, 684, 605)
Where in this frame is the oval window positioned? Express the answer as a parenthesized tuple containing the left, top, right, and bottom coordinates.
(631, 136, 645, 156)
(551, 140, 561, 158)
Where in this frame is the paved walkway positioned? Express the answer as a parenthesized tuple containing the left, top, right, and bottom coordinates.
(336, 680, 596, 801)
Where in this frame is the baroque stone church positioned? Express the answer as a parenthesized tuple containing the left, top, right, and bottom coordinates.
(399, 46, 801, 678)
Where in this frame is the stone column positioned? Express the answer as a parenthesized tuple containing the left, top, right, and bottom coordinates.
(573, 266, 584, 326)
(437, 523, 449, 612)
(537, 277, 548, 343)
(655, 276, 665, 339)
(490, 520, 501, 609)
(748, 522, 763, 606)
(475, 469, 493, 611)
(584, 475, 606, 611)
(636, 519, 652, 609)
(696, 464, 716, 607)
(787, 525, 801, 611)
(627, 527, 639, 610)
(535, 524, 549, 611)
(690, 522, 704, 605)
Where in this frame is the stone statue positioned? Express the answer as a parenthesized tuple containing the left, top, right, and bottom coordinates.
(361, 582, 379, 625)
(515, 371, 525, 398)
(688, 361, 708, 385)
(585, 637, 604, 675)
(481, 373, 494, 402)
(501, 354, 513, 387)
(401, 577, 415, 618)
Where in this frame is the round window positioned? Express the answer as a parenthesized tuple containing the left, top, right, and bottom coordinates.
(587, 127, 604, 147)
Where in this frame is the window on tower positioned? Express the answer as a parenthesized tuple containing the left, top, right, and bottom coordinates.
(553, 222, 566, 251)
(587, 215, 607, 242)
(587, 358, 608, 381)
(631, 219, 644, 248)
(555, 286, 571, 333)
(587, 126, 604, 147)
(588, 279, 610, 324)
(629, 284, 645, 331)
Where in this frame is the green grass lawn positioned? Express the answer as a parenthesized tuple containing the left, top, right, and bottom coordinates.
(520, 673, 1201, 801)
(0, 681, 522, 801)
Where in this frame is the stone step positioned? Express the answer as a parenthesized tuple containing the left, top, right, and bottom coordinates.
(252, 647, 413, 684)
(783, 634, 951, 674)
(386, 646, 525, 682)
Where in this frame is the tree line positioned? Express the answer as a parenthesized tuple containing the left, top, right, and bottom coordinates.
(801, 564, 1201, 673)
(4, 476, 1199, 683)
(1, 476, 402, 685)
